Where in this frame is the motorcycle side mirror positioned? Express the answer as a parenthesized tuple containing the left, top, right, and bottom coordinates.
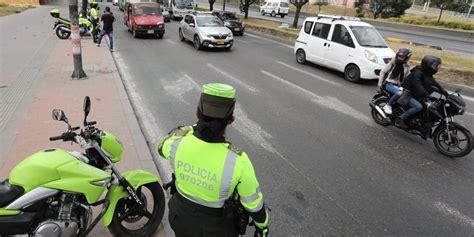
(52, 109, 69, 124)
(83, 96, 91, 125)
(454, 89, 461, 94)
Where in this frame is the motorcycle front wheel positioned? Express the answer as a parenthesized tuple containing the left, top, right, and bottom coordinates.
(56, 26, 71, 39)
(433, 123, 473, 158)
(108, 182, 165, 236)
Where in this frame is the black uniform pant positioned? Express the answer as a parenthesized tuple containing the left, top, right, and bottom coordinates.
(169, 193, 239, 237)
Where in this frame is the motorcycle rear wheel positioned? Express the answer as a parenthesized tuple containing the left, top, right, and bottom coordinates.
(433, 123, 473, 158)
(370, 97, 391, 127)
(108, 182, 165, 236)
(56, 27, 71, 39)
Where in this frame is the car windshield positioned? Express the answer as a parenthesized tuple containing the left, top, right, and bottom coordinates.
(134, 6, 161, 15)
(196, 16, 223, 27)
(222, 13, 239, 20)
(350, 26, 387, 48)
(280, 2, 289, 7)
(175, 0, 193, 8)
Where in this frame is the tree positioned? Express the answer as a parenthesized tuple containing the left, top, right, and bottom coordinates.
(313, 0, 328, 13)
(290, 0, 309, 28)
(431, 0, 455, 24)
(209, 0, 216, 11)
(369, 0, 412, 19)
(354, 0, 366, 17)
(240, 0, 258, 19)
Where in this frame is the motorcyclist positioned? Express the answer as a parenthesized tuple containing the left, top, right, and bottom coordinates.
(399, 55, 448, 129)
(378, 48, 412, 114)
(89, 2, 100, 43)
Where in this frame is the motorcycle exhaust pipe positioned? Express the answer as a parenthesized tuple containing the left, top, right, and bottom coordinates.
(58, 26, 71, 32)
(369, 102, 387, 119)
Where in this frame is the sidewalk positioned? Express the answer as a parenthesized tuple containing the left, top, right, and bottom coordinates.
(0, 11, 168, 237)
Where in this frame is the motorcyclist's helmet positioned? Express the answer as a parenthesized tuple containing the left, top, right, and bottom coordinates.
(50, 8, 60, 18)
(90, 2, 98, 8)
(395, 48, 412, 64)
(198, 83, 236, 119)
(421, 55, 442, 76)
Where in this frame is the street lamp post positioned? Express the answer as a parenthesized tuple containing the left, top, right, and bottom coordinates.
(69, 0, 87, 79)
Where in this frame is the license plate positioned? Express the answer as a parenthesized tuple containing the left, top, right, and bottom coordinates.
(234, 28, 240, 31)
(216, 40, 225, 45)
(147, 30, 154, 34)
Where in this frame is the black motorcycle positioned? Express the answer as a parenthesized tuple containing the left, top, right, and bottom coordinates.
(369, 88, 472, 158)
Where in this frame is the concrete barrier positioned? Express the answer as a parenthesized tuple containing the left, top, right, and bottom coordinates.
(385, 37, 443, 50)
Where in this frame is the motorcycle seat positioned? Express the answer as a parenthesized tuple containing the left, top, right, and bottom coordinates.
(0, 179, 24, 207)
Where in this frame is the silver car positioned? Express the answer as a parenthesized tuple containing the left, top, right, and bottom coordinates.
(178, 12, 234, 50)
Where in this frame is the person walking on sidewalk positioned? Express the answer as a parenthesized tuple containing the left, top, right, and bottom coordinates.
(97, 6, 115, 51)
(158, 83, 270, 237)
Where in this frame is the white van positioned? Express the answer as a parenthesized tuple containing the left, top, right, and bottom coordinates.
(294, 15, 395, 82)
(260, 0, 289, 18)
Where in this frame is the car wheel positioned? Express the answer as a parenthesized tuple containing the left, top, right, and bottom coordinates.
(344, 64, 361, 83)
(179, 29, 185, 42)
(157, 33, 163, 39)
(296, 49, 306, 64)
(271, 11, 276, 17)
(261, 10, 265, 15)
(193, 35, 202, 50)
(280, 14, 285, 18)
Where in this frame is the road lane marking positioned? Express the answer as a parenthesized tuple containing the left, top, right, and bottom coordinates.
(166, 39, 176, 45)
(160, 75, 197, 105)
(465, 112, 474, 116)
(207, 63, 260, 93)
(260, 70, 373, 126)
(434, 202, 474, 228)
(246, 33, 293, 49)
(276, 61, 341, 87)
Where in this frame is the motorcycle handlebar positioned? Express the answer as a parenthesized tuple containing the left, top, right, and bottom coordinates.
(49, 132, 77, 142)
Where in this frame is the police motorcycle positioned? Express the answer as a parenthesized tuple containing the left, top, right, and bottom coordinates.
(370, 87, 472, 158)
(50, 9, 99, 41)
(0, 96, 165, 236)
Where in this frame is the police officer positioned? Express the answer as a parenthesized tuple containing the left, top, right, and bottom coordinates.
(158, 83, 269, 237)
(89, 2, 100, 43)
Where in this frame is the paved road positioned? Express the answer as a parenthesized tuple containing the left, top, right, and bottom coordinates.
(195, 0, 474, 56)
(108, 3, 474, 236)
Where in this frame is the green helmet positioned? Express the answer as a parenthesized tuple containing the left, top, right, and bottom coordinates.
(198, 83, 236, 119)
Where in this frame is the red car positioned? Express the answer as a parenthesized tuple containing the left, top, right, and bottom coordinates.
(124, 2, 165, 39)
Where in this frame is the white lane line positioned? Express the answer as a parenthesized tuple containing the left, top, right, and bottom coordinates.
(246, 33, 293, 49)
(434, 202, 474, 228)
(166, 39, 176, 44)
(207, 63, 260, 93)
(261, 70, 373, 126)
(160, 75, 197, 105)
(465, 112, 474, 116)
(183, 73, 201, 89)
(276, 61, 341, 87)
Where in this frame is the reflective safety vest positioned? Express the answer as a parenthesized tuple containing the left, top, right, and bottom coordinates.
(91, 8, 99, 20)
(158, 126, 265, 213)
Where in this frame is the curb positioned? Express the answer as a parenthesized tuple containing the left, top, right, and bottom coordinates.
(385, 37, 443, 50)
(107, 50, 175, 237)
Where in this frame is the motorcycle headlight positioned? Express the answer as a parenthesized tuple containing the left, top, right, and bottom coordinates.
(364, 50, 378, 63)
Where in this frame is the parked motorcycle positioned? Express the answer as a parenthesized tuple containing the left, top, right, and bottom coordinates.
(0, 96, 165, 236)
(369, 88, 472, 158)
(50, 9, 99, 41)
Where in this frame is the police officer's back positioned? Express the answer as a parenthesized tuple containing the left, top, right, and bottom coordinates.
(158, 83, 269, 237)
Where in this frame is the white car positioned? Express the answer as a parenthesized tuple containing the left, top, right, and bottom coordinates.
(260, 0, 289, 18)
(294, 15, 395, 82)
(178, 12, 234, 50)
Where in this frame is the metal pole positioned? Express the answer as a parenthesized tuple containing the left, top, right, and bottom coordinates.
(223, 0, 226, 11)
(69, 0, 87, 79)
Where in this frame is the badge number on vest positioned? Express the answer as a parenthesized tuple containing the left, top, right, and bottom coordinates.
(177, 160, 218, 191)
